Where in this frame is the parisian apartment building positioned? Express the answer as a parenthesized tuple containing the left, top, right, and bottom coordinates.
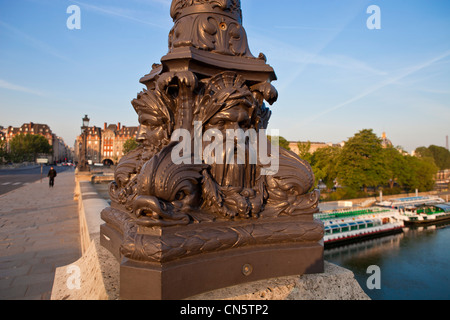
(1, 122, 72, 163)
(74, 122, 139, 165)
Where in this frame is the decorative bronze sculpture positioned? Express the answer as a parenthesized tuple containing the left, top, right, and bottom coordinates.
(101, 0, 324, 300)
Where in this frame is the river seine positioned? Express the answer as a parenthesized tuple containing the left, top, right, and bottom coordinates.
(324, 221, 450, 300)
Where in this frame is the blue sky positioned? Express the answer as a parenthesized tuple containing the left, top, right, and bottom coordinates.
(1, 0, 449, 153)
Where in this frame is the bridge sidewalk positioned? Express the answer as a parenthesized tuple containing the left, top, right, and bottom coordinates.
(0, 170, 81, 300)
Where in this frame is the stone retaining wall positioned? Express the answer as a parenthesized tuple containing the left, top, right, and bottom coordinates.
(51, 173, 117, 300)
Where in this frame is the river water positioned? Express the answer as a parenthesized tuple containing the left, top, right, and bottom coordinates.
(324, 221, 450, 300)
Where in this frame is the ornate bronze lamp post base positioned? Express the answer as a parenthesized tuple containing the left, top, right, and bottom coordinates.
(101, 0, 324, 300)
(101, 207, 323, 300)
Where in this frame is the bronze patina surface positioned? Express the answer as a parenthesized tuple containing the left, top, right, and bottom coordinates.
(101, 0, 324, 300)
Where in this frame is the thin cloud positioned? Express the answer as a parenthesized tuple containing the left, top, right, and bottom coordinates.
(274, 25, 339, 32)
(132, 0, 171, 6)
(300, 50, 450, 125)
(416, 87, 450, 95)
(286, 50, 387, 76)
(260, 4, 374, 92)
(70, 0, 168, 29)
(0, 20, 75, 64)
(0, 79, 45, 96)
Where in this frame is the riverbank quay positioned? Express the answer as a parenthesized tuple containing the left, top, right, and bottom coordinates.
(0, 170, 81, 300)
(319, 190, 450, 211)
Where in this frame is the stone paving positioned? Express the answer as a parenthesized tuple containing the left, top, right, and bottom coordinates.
(0, 170, 81, 300)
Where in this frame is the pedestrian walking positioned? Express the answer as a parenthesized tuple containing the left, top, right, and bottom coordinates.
(48, 166, 57, 188)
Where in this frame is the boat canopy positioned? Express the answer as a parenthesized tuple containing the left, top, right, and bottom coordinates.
(377, 196, 445, 208)
(434, 204, 450, 213)
(327, 221, 372, 229)
(415, 203, 450, 212)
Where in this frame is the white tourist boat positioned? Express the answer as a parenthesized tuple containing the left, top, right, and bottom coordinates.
(376, 196, 450, 225)
(376, 195, 446, 209)
(315, 207, 404, 247)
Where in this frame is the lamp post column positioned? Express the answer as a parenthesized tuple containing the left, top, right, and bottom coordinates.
(79, 115, 90, 172)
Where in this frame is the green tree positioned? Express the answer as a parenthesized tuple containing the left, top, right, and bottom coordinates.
(400, 155, 438, 192)
(267, 135, 291, 151)
(415, 157, 438, 191)
(415, 146, 432, 157)
(337, 129, 387, 193)
(382, 146, 406, 189)
(123, 138, 139, 155)
(0, 139, 7, 164)
(415, 146, 436, 165)
(297, 141, 313, 164)
(9, 134, 52, 162)
(428, 145, 450, 170)
(310, 145, 341, 189)
(415, 145, 450, 170)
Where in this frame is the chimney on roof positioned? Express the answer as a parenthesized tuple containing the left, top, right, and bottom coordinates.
(104, 123, 107, 130)
(118, 122, 121, 130)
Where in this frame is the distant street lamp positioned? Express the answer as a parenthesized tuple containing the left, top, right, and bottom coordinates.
(82, 114, 90, 129)
(79, 115, 90, 172)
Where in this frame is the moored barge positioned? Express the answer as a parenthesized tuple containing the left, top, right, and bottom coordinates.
(315, 207, 404, 247)
(376, 196, 450, 225)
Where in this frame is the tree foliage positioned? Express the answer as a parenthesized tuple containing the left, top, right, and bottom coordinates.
(382, 146, 406, 189)
(336, 129, 387, 192)
(400, 155, 438, 192)
(8, 134, 52, 162)
(416, 145, 450, 170)
(298, 129, 439, 198)
(297, 141, 313, 164)
(267, 135, 291, 151)
(310, 145, 340, 189)
(0, 139, 7, 163)
(122, 138, 139, 155)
